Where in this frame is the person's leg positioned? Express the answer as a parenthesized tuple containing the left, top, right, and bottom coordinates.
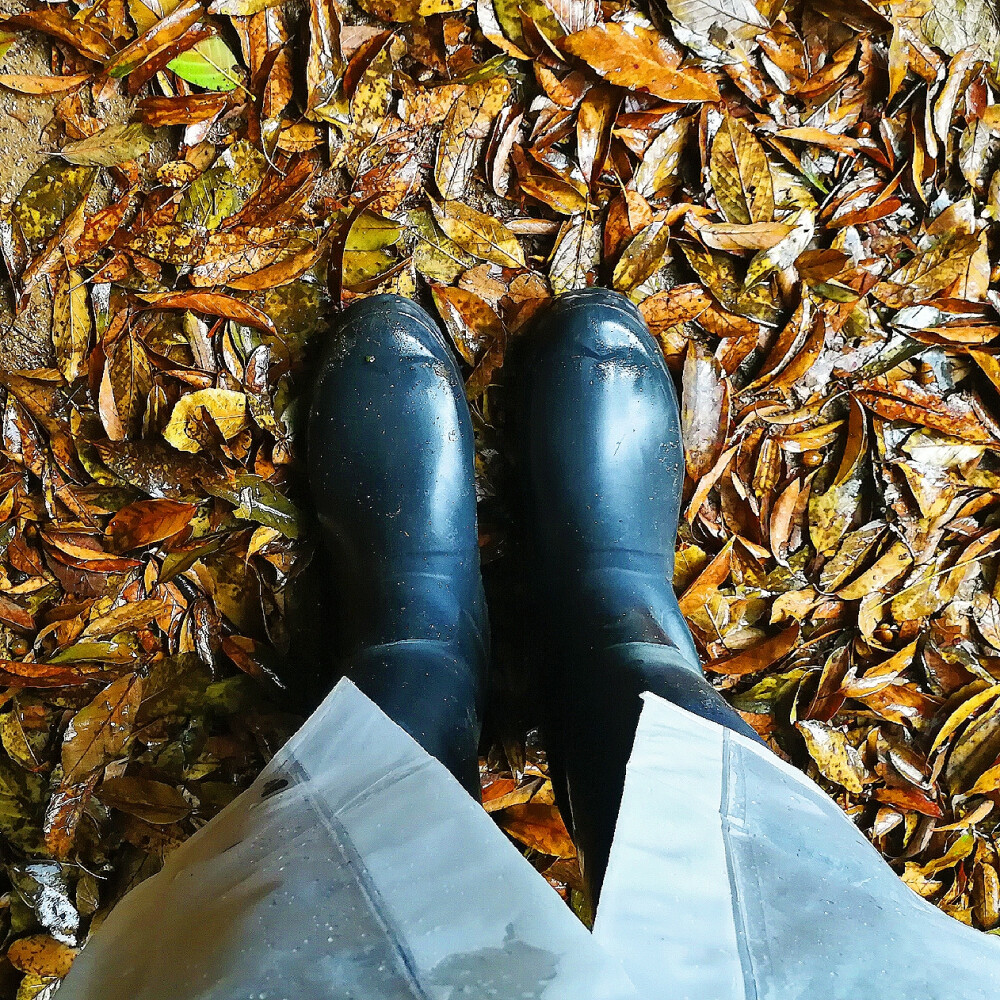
(308, 294, 488, 797)
(512, 287, 756, 899)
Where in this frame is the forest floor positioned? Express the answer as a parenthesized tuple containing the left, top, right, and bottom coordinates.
(1, 0, 1000, 993)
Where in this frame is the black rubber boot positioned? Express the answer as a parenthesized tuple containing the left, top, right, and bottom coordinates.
(512, 287, 758, 899)
(308, 295, 489, 798)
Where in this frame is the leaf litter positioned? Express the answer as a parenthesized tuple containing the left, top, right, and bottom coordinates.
(0, 0, 999, 988)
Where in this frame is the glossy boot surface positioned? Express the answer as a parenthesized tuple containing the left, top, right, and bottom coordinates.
(513, 287, 757, 898)
(308, 295, 488, 797)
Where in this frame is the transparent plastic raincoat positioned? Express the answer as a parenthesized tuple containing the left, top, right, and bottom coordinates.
(58, 679, 1000, 999)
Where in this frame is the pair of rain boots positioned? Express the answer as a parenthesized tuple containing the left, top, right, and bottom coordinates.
(308, 287, 755, 899)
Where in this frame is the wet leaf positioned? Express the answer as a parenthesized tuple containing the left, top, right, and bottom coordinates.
(661, 0, 768, 62)
(164, 389, 249, 454)
(7, 936, 77, 978)
(99, 776, 190, 824)
(13, 161, 94, 251)
(431, 198, 525, 267)
(681, 341, 729, 479)
(612, 219, 671, 291)
(140, 291, 277, 336)
(710, 115, 774, 225)
(306, 0, 344, 120)
(498, 802, 577, 858)
(436, 78, 511, 199)
(106, 0, 204, 78)
(0, 74, 90, 94)
(107, 499, 196, 550)
(62, 674, 143, 784)
(557, 24, 719, 101)
(60, 124, 154, 167)
(431, 286, 503, 364)
(797, 720, 866, 794)
(51, 270, 91, 382)
(706, 623, 800, 677)
(549, 216, 600, 294)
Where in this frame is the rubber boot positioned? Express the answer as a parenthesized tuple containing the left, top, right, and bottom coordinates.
(512, 287, 758, 899)
(308, 295, 489, 798)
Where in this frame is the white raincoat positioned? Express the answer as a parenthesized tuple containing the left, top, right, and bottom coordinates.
(58, 679, 1000, 999)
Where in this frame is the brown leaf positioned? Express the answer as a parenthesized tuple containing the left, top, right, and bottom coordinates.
(108, 332, 153, 438)
(498, 802, 577, 858)
(107, 499, 197, 550)
(44, 774, 100, 858)
(0, 73, 91, 94)
(138, 291, 278, 336)
(436, 78, 511, 199)
(135, 92, 232, 126)
(62, 673, 143, 783)
(577, 84, 619, 188)
(706, 622, 800, 676)
(106, 0, 204, 78)
(431, 285, 503, 364)
(306, 0, 345, 121)
(99, 776, 191, 824)
(557, 24, 720, 101)
(1, 9, 115, 61)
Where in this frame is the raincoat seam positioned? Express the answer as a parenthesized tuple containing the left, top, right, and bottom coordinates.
(282, 755, 433, 1000)
(721, 729, 759, 1000)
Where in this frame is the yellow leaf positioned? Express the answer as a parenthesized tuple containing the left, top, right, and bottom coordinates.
(797, 720, 866, 794)
(709, 115, 774, 225)
(51, 269, 91, 382)
(836, 540, 912, 601)
(164, 388, 248, 454)
(7, 935, 78, 978)
(430, 199, 525, 267)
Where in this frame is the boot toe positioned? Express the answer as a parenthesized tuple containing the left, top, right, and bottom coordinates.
(536, 287, 662, 365)
(318, 293, 456, 372)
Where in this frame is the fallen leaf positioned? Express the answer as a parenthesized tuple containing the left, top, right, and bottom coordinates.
(557, 23, 720, 101)
(798, 720, 866, 793)
(431, 198, 525, 267)
(164, 389, 249, 454)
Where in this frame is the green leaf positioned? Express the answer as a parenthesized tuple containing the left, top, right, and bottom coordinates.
(169, 36, 241, 91)
(0, 29, 15, 62)
(60, 124, 154, 168)
(12, 161, 95, 250)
